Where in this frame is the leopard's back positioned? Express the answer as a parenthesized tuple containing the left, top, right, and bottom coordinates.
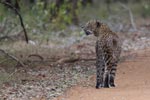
(98, 31, 121, 61)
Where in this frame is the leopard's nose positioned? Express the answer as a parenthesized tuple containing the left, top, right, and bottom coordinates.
(81, 26, 84, 29)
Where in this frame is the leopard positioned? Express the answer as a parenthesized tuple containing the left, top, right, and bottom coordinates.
(82, 20, 121, 89)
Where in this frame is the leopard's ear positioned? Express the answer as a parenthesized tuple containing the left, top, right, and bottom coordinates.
(96, 20, 101, 28)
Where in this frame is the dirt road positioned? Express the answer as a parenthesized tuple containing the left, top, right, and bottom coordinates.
(54, 49, 150, 100)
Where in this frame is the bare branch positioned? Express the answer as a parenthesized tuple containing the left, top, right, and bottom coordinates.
(119, 3, 137, 31)
(0, 1, 29, 43)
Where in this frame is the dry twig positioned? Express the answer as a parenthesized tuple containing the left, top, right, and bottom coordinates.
(0, 49, 26, 67)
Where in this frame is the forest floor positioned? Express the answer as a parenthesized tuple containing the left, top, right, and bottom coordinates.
(0, 34, 150, 100)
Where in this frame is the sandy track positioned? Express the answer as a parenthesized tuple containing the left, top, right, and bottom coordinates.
(54, 49, 150, 100)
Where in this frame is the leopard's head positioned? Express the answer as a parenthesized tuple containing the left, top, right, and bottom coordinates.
(82, 20, 102, 37)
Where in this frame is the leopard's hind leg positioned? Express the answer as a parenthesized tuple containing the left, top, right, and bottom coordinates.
(103, 52, 111, 88)
(96, 59, 105, 89)
(103, 62, 110, 88)
(103, 71, 110, 88)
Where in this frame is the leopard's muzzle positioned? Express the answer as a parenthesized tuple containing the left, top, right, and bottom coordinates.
(84, 30, 93, 35)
